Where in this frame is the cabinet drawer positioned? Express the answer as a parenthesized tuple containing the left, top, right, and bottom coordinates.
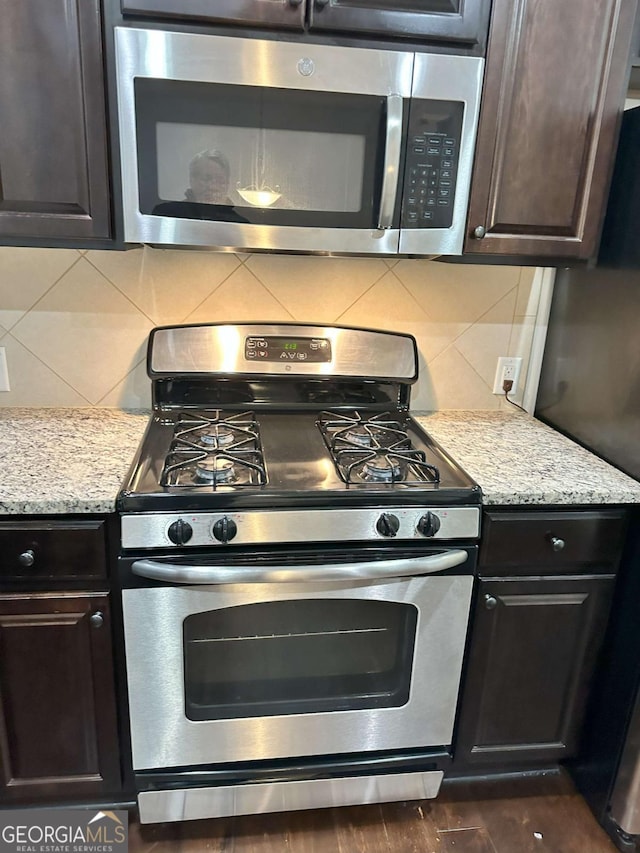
(480, 510, 627, 574)
(0, 521, 107, 582)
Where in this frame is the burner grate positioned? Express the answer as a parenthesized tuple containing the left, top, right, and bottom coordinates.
(161, 410, 267, 488)
(317, 411, 440, 485)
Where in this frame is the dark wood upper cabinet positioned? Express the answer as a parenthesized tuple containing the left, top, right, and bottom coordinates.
(0, 0, 111, 243)
(464, 0, 638, 260)
(120, 0, 490, 46)
(120, 0, 306, 30)
(307, 0, 490, 46)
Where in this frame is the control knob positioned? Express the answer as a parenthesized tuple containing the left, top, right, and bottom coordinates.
(376, 513, 400, 538)
(417, 512, 441, 538)
(167, 518, 193, 546)
(212, 516, 238, 543)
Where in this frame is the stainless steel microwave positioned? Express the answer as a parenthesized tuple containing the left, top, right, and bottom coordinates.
(114, 27, 484, 255)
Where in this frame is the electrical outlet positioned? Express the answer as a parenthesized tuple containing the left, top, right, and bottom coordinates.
(493, 356, 522, 395)
(0, 348, 10, 392)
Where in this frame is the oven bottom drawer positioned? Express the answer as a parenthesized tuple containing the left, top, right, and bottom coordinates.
(137, 769, 444, 823)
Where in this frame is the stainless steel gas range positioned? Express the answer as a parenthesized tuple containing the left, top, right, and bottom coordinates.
(116, 323, 481, 824)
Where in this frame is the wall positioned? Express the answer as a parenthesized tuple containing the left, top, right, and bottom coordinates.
(0, 245, 545, 411)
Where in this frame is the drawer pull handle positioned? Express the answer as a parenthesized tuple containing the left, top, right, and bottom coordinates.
(550, 537, 565, 552)
(484, 595, 498, 610)
(90, 612, 104, 628)
(18, 550, 35, 567)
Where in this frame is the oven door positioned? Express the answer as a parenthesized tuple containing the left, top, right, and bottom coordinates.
(114, 27, 413, 253)
(121, 548, 474, 771)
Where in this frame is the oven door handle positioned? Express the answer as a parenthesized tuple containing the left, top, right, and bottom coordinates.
(131, 550, 469, 584)
(377, 94, 403, 230)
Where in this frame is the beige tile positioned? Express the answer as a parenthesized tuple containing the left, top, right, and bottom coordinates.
(396, 259, 521, 324)
(97, 357, 152, 409)
(412, 320, 472, 363)
(0, 247, 80, 330)
(454, 289, 517, 389)
(186, 265, 294, 323)
(246, 255, 387, 323)
(0, 333, 88, 407)
(337, 270, 428, 327)
(515, 266, 543, 316)
(427, 345, 501, 411)
(87, 246, 241, 325)
(11, 257, 152, 404)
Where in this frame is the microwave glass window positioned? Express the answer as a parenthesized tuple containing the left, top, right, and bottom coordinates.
(183, 599, 417, 721)
(135, 79, 393, 229)
(156, 123, 366, 213)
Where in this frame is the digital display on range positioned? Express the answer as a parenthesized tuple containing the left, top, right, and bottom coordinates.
(245, 336, 332, 363)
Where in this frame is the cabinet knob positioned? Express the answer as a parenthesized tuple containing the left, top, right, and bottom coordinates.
(90, 611, 104, 628)
(484, 594, 498, 610)
(550, 536, 565, 552)
(18, 549, 35, 567)
(473, 225, 487, 239)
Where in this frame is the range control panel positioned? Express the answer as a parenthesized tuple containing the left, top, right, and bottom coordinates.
(401, 100, 464, 230)
(244, 336, 332, 364)
(121, 507, 481, 550)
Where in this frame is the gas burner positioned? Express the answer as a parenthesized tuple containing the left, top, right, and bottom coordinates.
(317, 410, 440, 485)
(198, 427, 236, 449)
(159, 409, 268, 489)
(362, 456, 404, 482)
(344, 428, 374, 447)
(195, 457, 237, 484)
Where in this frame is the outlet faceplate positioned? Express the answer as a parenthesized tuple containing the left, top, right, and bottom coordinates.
(493, 356, 522, 395)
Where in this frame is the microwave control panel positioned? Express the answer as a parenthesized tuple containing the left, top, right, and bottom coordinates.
(401, 101, 464, 230)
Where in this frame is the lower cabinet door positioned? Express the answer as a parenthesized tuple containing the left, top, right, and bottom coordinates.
(0, 592, 121, 803)
(455, 576, 614, 766)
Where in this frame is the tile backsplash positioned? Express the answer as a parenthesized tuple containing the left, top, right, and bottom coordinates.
(0, 246, 543, 411)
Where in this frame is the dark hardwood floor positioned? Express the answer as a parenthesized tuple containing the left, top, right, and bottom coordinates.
(129, 772, 619, 852)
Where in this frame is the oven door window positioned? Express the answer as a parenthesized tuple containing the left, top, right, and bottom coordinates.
(183, 599, 417, 721)
(135, 80, 396, 229)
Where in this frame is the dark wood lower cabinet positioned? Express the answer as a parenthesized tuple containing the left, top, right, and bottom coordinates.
(455, 576, 615, 766)
(0, 592, 121, 803)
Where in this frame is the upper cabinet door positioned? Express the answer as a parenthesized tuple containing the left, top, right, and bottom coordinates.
(308, 0, 491, 46)
(464, 0, 638, 260)
(120, 0, 306, 30)
(0, 0, 110, 243)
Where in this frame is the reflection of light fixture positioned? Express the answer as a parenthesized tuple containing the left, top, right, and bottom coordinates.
(237, 114, 282, 208)
(236, 186, 281, 207)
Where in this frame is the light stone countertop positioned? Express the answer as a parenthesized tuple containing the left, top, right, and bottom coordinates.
(0, 408, 639, 515)
(0, 408, 149, 515)
(414, 410, 640, 506)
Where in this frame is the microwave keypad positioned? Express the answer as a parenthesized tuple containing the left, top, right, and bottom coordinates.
(402, 101, 464, 230)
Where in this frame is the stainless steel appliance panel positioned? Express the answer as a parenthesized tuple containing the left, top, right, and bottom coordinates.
(137, 770, 444, 823)
(122, 573, 473, 770)
(399, 53, 484, 256)
(115, 28, 413, 253)
(609, 686, 640, 834)
(121, 508, 480, 550)
(148, 323, 418, 379)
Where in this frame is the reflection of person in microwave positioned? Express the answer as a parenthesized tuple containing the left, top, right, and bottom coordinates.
(185, 149, 233, 205)
(152, 148, 248, 222)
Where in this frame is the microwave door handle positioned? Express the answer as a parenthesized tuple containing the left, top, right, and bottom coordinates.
(131, 550, 468, 585)
(377, 94, 403, 230)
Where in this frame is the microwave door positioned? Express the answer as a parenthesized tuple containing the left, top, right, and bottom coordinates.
(114, 28, 413, 254)
(399, 54, 484, 256)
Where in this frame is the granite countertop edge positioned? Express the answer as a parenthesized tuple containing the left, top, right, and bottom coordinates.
(0, 407, 639, 515)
